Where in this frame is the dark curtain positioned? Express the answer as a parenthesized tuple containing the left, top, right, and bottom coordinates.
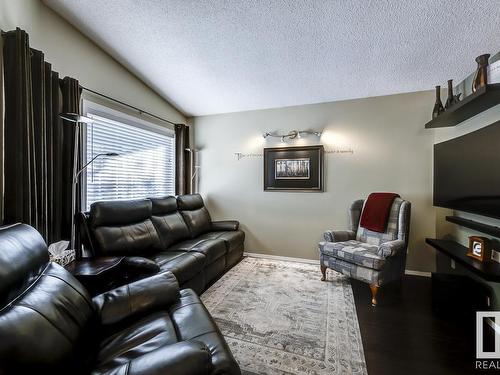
(175, 123, 191, 195)
(3, 28, 35, 231)
(2, 28, 81, 244)
(61, 77, 83, 240)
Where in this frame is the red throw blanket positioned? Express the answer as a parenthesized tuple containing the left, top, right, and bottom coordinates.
(359, 192, 400, 233)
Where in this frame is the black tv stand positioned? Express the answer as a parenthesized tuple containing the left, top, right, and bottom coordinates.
(426, 238, 500, 282)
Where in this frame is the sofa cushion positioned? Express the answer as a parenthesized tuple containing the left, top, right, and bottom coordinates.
(177, 194, 212, 238)
(196, 231, 245, 253)
(180, 208, 212, 238)
(176, 194, 205, 211)
(90, 200, 162, 256)
(170, 239, 226, 265)
(148, 251, 205, 284)
(93, 220, 162, 256)
(169, 289, 240, 375)
(319, 240, 385, 270)
(91, 199, 151, 227)
(150, 196, 178, 215)
(151, 196, 191, 248)
(190, 240, 227, 265)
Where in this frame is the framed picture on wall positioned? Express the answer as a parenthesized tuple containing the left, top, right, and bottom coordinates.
(264, 145, 324, 191)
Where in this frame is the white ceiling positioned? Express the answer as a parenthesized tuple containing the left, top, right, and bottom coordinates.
(45, 0, 500, 117)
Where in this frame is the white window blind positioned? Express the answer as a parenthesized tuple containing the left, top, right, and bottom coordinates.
(85, 112, 175, 210)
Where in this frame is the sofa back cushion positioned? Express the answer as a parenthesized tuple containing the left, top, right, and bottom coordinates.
(0, 224, 95, 373)
(90, 199, 162, 256)
(150, 196, 191, 248)
(177, 194, 212, 238)
(0, 224, 49, 307)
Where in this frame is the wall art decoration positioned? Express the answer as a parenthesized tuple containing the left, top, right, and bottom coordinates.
(264, 145, 323, 191)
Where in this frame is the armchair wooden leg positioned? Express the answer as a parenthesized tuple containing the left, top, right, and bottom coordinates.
(320, 264, 327, 281)
(369, 284, 379, 306)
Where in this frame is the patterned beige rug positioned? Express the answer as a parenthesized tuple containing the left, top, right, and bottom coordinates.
(201, 257, 368, 375)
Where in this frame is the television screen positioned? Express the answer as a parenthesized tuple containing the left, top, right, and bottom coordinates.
(434, 120, 500, 219)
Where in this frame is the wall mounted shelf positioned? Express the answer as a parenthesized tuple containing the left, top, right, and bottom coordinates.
(446, 215, 500, 238)
(425, 83, 500, 129)
(426, 238, 500, 282)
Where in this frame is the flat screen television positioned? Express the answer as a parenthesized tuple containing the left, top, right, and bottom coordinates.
(434, 120, 500, 219)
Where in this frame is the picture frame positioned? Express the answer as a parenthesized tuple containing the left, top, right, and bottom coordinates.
(263, 145, 323, 191)
(467, 236, 491, 262)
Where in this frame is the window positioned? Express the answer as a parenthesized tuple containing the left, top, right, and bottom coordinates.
(83, 102, 175, 210)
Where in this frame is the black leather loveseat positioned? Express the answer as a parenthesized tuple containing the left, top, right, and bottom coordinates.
(80, 194, 245, 293)
(0, 223, 240, 375)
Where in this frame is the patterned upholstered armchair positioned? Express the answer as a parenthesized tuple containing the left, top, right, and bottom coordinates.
(318, 197, 411, 306)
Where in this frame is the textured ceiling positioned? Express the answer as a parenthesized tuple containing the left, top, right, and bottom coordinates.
(45, 0, 500, 116)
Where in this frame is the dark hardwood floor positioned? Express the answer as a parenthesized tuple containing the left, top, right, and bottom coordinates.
(351, 276, 484, 375)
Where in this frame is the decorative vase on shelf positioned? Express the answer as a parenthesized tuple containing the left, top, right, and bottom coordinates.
(432, 85, 444, 119)
(445, 79, 461, 109)
(472, 54, 490, 93)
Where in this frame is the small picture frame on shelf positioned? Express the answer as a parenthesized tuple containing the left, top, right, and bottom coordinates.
(467, 236, 491, 262)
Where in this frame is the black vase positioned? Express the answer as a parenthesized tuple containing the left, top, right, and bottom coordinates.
(445, 79, 461, 109)
(472, 54, 490, 93)
(432, 86, 444, 119)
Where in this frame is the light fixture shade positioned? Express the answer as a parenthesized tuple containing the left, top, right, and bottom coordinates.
(263, 129, 322, 141)
(59, 113, 93, 124)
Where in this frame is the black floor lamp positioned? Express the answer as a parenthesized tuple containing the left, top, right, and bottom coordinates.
(59, 113, 119, 253)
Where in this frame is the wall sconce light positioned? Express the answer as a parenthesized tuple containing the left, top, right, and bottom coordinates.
(262, 130, 322, 142)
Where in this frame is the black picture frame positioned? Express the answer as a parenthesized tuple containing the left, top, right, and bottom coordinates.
(264, 145, 324, 192)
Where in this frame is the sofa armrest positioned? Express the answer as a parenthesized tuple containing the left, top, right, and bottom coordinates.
(323, 230, 356, 242)
(121, 256, 160, 276)
(93, 271, 180, 326)
(104, 341, 213, 375)
(211, 220, 239, 231)
(378, 239, 406, 258)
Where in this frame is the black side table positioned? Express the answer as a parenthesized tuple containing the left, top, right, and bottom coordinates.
(65, 256, 125, 296)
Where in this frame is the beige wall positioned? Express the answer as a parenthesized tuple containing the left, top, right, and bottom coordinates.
(194, 91, 437, 272)
(0, 0, 185, 124)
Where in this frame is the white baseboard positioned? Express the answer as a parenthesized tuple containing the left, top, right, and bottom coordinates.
(244, 252, 319, 265)
(244, 251, 432, 277)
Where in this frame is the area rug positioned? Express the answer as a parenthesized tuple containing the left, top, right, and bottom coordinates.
(201, 257, 368, 375)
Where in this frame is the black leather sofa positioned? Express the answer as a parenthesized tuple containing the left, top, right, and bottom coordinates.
(0, 223, 240, 375)
(80, 194, 245, 294)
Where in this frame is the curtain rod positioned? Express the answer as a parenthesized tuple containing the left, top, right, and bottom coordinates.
(0, 31, 183, 127)
(80, 86, 185, 127)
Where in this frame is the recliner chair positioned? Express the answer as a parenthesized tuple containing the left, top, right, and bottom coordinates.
(0, 223, 240, 375)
